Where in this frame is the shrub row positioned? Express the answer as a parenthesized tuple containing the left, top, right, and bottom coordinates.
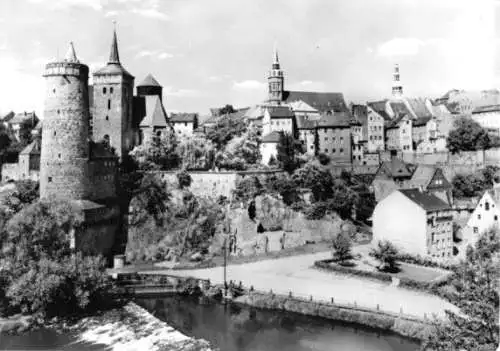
(395, 253, 457, 271)
(314, 260, 392, 283)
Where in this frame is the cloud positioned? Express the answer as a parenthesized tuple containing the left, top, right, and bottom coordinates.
(131, 8, 170, 21)
(208, 74, 231, 82)
(135, 50, 174, 60)
(232, 80, 266, 90)
(104, 10, 119, 17)
(28, 0, 102, 11)
(377, 38, 425, 57)
(167, 88, 202, 98)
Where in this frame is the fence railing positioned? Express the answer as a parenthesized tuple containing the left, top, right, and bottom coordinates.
(238, 284, 433, 324)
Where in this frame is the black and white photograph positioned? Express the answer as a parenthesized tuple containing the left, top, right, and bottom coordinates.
(0, 0, 498, 350)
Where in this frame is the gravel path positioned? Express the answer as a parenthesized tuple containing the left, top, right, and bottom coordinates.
(142, 251, 458, 320)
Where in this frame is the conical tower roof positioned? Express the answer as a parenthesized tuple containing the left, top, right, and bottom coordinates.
(108, 29, 120, 64)
(65, 42, 79, 63)
(137, 74, 162, 87)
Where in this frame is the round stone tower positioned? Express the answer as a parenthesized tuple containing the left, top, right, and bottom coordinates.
(40, 42, 90, 199)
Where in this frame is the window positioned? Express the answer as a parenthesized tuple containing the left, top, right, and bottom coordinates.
(52, 88, 56, 94)
(324, 149, 328, 153)
(473, 227, 478, 234)
(110, 87, 114, 94)
(324, 137, 328, 141)
(53, 131, 56, 136)
(48, 177, 52, 182)
(340, 148, 344, 153)
(103, 87, 106, 94)
(478, 214, 481, 220)
(58, 153, 61, 158)
(332, 148, 336, 153)
(485, 202, 490, 211)
(495, 215, 498, 221)
(431, 233, 435, 242)
(108, 99, 111, 110)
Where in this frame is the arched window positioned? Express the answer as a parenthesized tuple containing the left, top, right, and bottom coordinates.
(103, 87, 107, 94)
(110, 87, 114, 94)
(108, 99, 111, 110)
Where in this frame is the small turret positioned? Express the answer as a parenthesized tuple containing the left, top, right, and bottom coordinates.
(392, 64, 403, 98)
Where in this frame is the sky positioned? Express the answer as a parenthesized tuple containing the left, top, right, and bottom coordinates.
(0, 0, 499, 117)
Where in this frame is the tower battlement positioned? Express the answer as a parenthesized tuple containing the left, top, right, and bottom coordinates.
(43, 61, 89, 79)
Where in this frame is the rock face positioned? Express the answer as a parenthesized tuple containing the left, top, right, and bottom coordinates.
(211, 194, 348, 256)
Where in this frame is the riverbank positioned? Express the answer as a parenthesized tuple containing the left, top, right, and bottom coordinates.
(233, 291, 434, 342)
(65, 302, 213, 351)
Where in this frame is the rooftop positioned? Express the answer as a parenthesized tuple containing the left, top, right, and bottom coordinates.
(472, 104, 500, 114)
(20, 139, 41, 155)
(138, 74, 162, 87)
(265, 105, 295, 118)
(261, 131, 282, 143)
(317, 111, 351, 128)
(367, 100, 391, 120)
(8, 112, 38, 125)
(399, 188, 451, 212)
(379, 158, 413, 178)
(169, 113, 197, 123)
(283, 91, 348, 113)
(295, 115, 317, 129)
(139, 95, 169, 128)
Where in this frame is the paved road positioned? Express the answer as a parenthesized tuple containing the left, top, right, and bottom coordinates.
(142, 251, 458, 319)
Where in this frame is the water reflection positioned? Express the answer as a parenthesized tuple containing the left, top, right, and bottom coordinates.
(137, 296, 420, 351)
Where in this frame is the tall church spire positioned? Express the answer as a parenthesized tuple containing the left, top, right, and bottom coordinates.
(392, 63, 403, 98)
(65, 41, 79, 63)
(108, 22, 120, 64)
(272, 42, 280, 69)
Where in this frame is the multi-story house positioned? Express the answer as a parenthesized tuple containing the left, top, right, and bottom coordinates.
(471, 105, 500, 137)
(367, 107, 386, 152)
(406, 165, 453, 206)
(296, 115, 317, 155)
(373, 188, 454, 260)
(371, 157, 413, 202)
(5, 111, 39, 142)
(385, 114, 413, 152)
(261, 105, 295, 137)
(462, 184, 500, 250)
(350, 120, 365, 164)
(170, 113, 199, 139)
(316, 112, 352, 164)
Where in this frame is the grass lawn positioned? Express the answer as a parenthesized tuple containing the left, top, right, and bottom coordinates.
(393, 262, 450, 282)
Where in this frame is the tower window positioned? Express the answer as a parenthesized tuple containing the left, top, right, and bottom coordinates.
(108, 99, 111, 110)
(58, 153, 61, 158)
(53, 131, 56, 136)
(57, 109, 60, 114)
(110, 87, 114, 94)
(106, 116, 109, 121)
(48, 177, 52, 182)
(103, 87, 107, 94)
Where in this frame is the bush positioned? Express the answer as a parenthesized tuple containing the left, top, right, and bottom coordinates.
(176, 170, 192, 189)
(332, 233, 353, 264)
(314, 259, 392, 283)
(304, 201, 328, 220)
(370, 240, 399, 272)
(317, 153, 330, 165)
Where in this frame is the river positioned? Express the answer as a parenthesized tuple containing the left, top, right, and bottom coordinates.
(0, 296, 420, 351)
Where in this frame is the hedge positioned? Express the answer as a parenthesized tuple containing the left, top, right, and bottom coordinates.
(395, 253, 457, 271)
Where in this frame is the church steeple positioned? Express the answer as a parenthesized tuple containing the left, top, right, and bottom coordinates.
(268, 43, 284, 104)
(108, 23, 120, 64)
(392, 63, 403, 98)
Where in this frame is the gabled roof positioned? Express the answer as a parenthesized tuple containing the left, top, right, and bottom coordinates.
(169, 113, 197, 123)
(410, 165, 440, 189)
(20, 139, 41, 155)
(389, 101, 412, 118)
(406, 98, 432, 119)
(486, 187, 500, 207)
(138, 74, 162, 87)
(288, 100, 318, 113)
(399, 188, 451, 212)
(367, 100, 391, 120)
(296, 115, 317, 129)
(378, 158, 412, 178)
(472, 104, 500, 114)
(9, 112, 38, 125)
(351, 104, 368, 125)
(266, 105, 294, 118)
(139, 95, 169, 128)
(317, 111, 351, 128)
(262, 131, 282, 143)
(1, 111, 14, 122)
(412, 116, 433, 127)
(283, 91, 348, 113)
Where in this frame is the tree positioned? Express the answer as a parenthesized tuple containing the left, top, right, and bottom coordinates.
(176, 135, 216, 170)
(369, 240, 399, 272)
(219, 104, 236, 116)
(293, 162, 334, 201)
(233, 176, 263, 202)
(447, 117, 491, 153)
(326, 184, 359, 220)
(128, 173, 170, 226)
(452, 166, 500, 198)
(205, 115, 247, 150)
(332, 233, 353, 265)
(129, 129, 179, 170)
(422, 227, 499, 351)
(277, 132, 299, 174)
(317, 153, 330, 165)
(264, 173, 299, 206)
(176, 169, 192, 189)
